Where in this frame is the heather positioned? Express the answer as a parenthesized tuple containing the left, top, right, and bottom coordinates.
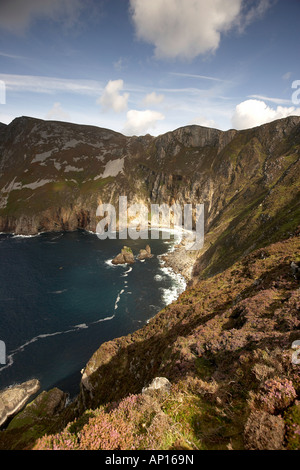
(22, 234, 299, 450)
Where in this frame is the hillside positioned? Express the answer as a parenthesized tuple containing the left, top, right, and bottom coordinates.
(0, 235, 299, 450)
(0, 116, 299, 450)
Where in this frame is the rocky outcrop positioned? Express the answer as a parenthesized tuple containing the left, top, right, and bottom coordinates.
(142, 377, 171, 395)
(137, 245, 154, 260)
(112, 246, 135, 265)
(0, 379, 40, 428)
(159, 239, 198, 281)
(0, 387, 68, 450)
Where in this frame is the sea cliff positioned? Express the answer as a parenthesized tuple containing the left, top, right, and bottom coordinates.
(0, 116, 299, 450)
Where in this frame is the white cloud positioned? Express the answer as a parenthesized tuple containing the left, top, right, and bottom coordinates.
(130, 0, 243, 59)
(232, 99, 300, 130)
(142, 92, 164, 106)
(124, 109, 165, 135)
(0, 73, 102, 96)
(248, 94, 292, 105)
(130, 0, 272, 60)
(170, 72, 226, 82)
(98, 80, 129, 113)
(0, 0, 82, 33)
(130, 0, 274, 59)
(45, 102, 70, 121)
(240, 0, 275, 31)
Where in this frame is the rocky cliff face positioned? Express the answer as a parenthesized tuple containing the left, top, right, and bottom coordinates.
(0, 115, 299, 450)
(2, 235, 297, 450)
(0, 115, 299, 279)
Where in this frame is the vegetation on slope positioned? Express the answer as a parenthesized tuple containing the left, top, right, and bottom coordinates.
(1, 232, 298, 450)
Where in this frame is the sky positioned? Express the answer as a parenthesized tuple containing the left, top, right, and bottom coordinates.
(0, 0, 300, 136)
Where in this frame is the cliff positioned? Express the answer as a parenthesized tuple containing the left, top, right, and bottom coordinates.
(1, 235, 298, 450)
(0, 116, 299, 450)
(0, 115, 299, 279)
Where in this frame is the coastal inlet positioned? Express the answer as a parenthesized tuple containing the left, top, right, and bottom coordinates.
(0, 230, 186, 398)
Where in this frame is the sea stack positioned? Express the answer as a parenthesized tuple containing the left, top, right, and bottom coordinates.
(137, 245, 154, 261)
(112, 246, 135, 265)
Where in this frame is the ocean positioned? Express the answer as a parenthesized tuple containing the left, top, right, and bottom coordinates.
(0, 230, 185, 398)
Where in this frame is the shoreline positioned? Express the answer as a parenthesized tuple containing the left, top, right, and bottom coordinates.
(0, 227, 196, 421)
(159, 237, 198, 284)
(0, 225, 198, 289)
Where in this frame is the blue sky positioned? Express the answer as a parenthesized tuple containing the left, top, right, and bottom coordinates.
(0, 0, 299, 135)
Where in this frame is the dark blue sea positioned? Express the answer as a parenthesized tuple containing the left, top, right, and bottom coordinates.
(0, 230, 185, 398)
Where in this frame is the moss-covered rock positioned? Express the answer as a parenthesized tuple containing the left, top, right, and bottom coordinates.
(0, 388, 67, 450)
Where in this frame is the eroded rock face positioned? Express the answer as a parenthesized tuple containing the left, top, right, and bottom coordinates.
(0, 115, 299, 281)
(0, 379, 40, 428)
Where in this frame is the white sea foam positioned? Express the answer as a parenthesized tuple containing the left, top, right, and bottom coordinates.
(122, 266, 133, 277)
(105, 258, 127, 268)
(92, 315, 115, 324)
(12, 233, 41, 239)
(156, 238, 187, 308)
(0, 315, 116, 373)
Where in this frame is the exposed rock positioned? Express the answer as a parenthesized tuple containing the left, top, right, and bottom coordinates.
(291, 261, 300, 280)
(0, 379, 40, 428)
(244, 411, 285, 450)
(0, 388, 68, 450)
(31, 388, 67, 417)
(112, 246, 135, 265)
(137, 245, 154, 260)
(142, 377, 171, 395)
(160, 239, 198, 281)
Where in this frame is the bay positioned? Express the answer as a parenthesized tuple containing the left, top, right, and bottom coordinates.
(0, 230, 185, 398)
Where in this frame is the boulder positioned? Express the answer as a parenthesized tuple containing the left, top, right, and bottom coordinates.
(142, 377, 171, 395)
(0, 379, 40, 428)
